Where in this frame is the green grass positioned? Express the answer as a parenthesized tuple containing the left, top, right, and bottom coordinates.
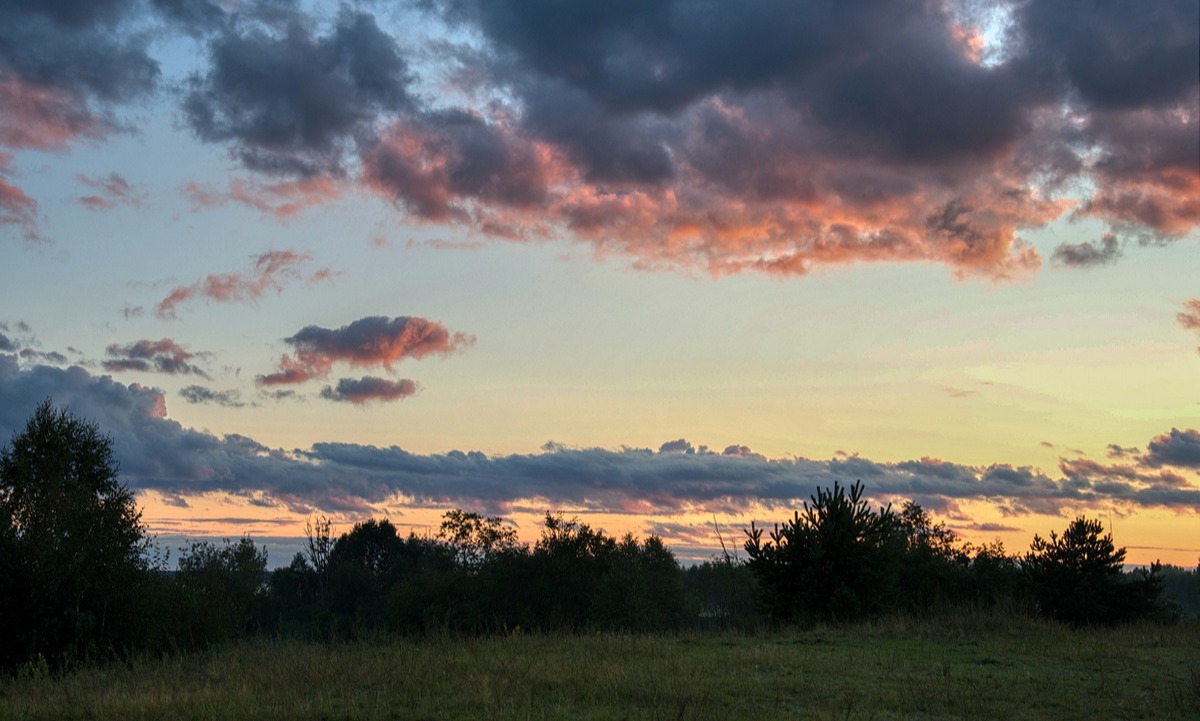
(2, 616, 1197, 720)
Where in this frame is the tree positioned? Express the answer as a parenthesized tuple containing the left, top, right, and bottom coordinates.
(438, 509, 518, 570)
(893, 501, 970, 612)
(174, 537, 268, 646)
(1022, 516, 1162, 625)
(744, 481, 900, 622)
(0, 400, 150, 665)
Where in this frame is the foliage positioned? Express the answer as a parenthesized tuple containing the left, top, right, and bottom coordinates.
(0, 400, 150, 667)
(744, 480, 901, 621)
(437, 510, 518, 570)
(1158, 562, 1200, 619)
(1022, 516, 1164, 625)
(173, 537, 268, 647)
(681, 558, 760, 629)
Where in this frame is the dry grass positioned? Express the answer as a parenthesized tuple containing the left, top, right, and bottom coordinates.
(2, 616, 1196, 720)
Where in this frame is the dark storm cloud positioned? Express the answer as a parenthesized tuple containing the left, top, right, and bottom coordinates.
(319, 376, 419, 404)
(183, 8, 412, 177)
(258, 316, 473, 386)
(5, 360, 1197, 518)
(1051, 233, 1121, 268)
(1144, 428, 1200, 469)
(104, 338, 210, 378)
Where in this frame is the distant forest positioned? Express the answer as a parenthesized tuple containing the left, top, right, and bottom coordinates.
(2, 401, 1198, 671)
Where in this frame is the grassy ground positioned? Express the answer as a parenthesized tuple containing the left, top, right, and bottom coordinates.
(2, 615, 1197, 720)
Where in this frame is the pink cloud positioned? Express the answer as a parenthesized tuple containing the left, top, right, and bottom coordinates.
(257, 316, 474, 386)
(0, 74, 104, 151)
(76, 172, 145, 211)
(183, 176, 344, 219)
(1178, 299, 1200, 332)
(157, 250, 334, 319)
(0, 152, 40, 244)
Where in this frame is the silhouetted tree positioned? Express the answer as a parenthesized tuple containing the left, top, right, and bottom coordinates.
(174, 537, 267, 646)
(682, 558, 761, 629)
(744, 481, 900, 622)
(965, 539, 1024, 609)
(438, 509, 518, 570)
(1022, 516, 1163, 625)
(1155, 562, 1200, 619)
(0, 400, 150, 666)
(894, 501, 971, 612)
(304, 515, 334, 597)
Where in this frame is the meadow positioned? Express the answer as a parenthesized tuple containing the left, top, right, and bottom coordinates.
(2, 615, 1197, 721)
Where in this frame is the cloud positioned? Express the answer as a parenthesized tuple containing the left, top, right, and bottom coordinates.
(257, 315, 474, 386)
(346, 0, 1187, 278)
(180, 385, 246, 408)
(1143, 428, 1200, 469)
(182, 176, 343, 219)
(1051, 233, 1122, 268)
(183, 7, 411, 177)
(0, 153, 40, 243)
(0, 2, 157, 147)
(156, 250, 332, 318)
(3, 361, 1197, 520)
(3, 1, 1197, 275)
(658, 438, 695, 454)
(103, 338, 210, 378)
(76, 172, 145, 211)
(1107, 444, 1140, 458)
(319, 376, 419, 404)
(1180, 299, 1200, 331)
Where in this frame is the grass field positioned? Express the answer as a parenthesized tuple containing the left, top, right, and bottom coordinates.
(2, 615, 1197, 720)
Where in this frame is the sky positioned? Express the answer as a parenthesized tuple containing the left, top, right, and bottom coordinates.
(1, 0, 1197, 567)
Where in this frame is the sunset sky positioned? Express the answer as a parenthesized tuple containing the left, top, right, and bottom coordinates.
(1, 0, 1197, 567)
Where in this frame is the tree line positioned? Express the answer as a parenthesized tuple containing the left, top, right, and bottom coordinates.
(2, 401, 1197, 671)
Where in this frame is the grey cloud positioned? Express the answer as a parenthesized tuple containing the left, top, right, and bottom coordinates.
(103, 338, 210, 378)
(319, 376, 419, 404)
(1051, 233, 1121, 268)
(4, 360, 1198, 519)
(1015, 0, 1199, 110)
(180, 385, 246, 407)
(658, 438, 694, 454)
(183, 8, 411, 177)
(1144, 428, 1200, 469)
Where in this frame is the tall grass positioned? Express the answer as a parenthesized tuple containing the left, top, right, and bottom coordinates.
(2, 615, 1196, 720)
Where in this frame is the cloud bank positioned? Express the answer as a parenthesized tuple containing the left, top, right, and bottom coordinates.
(3, 359, 1196, 519)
